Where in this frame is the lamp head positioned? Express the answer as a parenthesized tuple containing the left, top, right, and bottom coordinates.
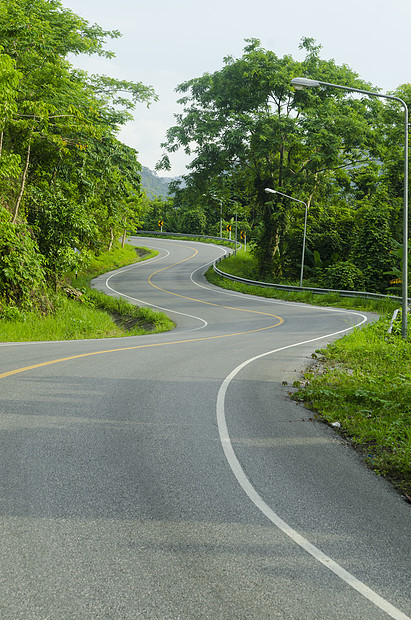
(264, 188, 277, 195)
(291, 77, 321, 90)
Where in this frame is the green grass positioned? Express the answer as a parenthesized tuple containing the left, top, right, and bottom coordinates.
(0, 244, 175, 342)
(208, 250, 401, 315)
(293, 319, 411, 496)
(71, 244, 155, 287)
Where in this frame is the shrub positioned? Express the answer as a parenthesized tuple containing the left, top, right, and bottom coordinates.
(0, 207, 48, 312)
(322, 260, 365, 291)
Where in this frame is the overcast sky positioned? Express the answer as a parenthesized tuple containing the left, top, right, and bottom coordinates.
(63, 0, 410, 177)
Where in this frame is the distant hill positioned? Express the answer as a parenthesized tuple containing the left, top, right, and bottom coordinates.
(140, 166, 183, 198)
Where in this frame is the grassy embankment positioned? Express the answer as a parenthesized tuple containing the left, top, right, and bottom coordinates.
(0, 244, 175, 342)
(207, 250, 411, 498)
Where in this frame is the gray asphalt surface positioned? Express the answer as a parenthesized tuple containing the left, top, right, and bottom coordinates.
(0, 236, 409, 619)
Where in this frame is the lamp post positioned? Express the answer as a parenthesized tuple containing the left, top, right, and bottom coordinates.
(291, 77, 409, 339)
(265, 188, 309, 287)
(212, 195, 223, 238)
(235, 204, 238, 257)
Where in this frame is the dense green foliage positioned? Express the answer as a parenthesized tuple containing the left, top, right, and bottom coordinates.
(0, 207, 46, 312)
(0, 244, 174, 341)
(0, 0, 156, 314)
(158, 38, 410, 296)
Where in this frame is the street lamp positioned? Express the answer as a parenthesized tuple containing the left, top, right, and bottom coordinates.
(265, 188, 309, 287)
(291, 77, 409, 339)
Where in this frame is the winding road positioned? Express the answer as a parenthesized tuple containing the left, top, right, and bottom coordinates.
(0, 237, 410, 619)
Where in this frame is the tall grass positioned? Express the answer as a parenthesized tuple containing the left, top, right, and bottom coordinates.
(0, 244, 174, 342)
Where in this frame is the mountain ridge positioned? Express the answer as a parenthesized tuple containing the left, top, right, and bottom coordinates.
(140, 165, 182, 198)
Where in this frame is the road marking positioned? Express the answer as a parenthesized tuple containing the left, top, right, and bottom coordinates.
(105, 242, 284, 325)
(216, 326, 410, 620)
(0, 320, 283, 380)
(2, 239, 403, 616)
(105, 270, 209, 331)
(145, 246, 285, 318)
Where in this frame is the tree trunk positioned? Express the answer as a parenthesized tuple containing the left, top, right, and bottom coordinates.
(12, 140, 31, 224)
(108, 226, 114, 251)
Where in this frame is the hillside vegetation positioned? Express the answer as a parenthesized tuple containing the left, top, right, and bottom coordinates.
(0, 243, 174, 341)
(140, 166, 175, 199)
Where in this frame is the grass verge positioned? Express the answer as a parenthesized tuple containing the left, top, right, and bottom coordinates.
(207, 251, 401, 315)
(0, 244, 175, 342)
(293, 319, 411, 498)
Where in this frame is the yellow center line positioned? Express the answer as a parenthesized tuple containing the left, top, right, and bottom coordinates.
(148, 246, 283, 319)
(0, 322, 282, 379)
(1, 244, 284, 379)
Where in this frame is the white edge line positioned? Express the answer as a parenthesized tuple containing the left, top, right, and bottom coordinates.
(2, 239, 408, 616)
(104, 251, 208, 331)
(216, 326, 410, 620)
(190, 259, 373, 322)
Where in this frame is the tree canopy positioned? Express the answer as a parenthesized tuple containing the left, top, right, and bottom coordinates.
(159, 38, 408, 288)
(1, 13, 409, 314)
(0, 0, 157, 309)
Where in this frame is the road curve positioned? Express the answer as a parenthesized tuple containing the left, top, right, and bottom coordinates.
(0, 236, 409, 620)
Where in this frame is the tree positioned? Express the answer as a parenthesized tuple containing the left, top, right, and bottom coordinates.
(0, 0, 156, 220)
(351, 192, 399, 292)
(0, 49, 21, 212)
(0, 0, 157, 308)
(159, 38, 382, 278)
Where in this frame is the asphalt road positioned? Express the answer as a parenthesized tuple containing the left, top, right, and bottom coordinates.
(0, 236, 410, 619)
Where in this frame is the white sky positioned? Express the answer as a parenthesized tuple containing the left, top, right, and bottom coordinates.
(63, 0, 411, 177)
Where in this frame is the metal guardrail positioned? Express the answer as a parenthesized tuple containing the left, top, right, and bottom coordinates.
(388, 308, 401, 334)
(135, 230, 239, 246)
(133, 230, 409, 306)
(213, 257, 410, 304)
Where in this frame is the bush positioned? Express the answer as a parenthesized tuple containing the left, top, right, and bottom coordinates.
(322, 260, 365, 291)
(0, 207, 48, 312)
